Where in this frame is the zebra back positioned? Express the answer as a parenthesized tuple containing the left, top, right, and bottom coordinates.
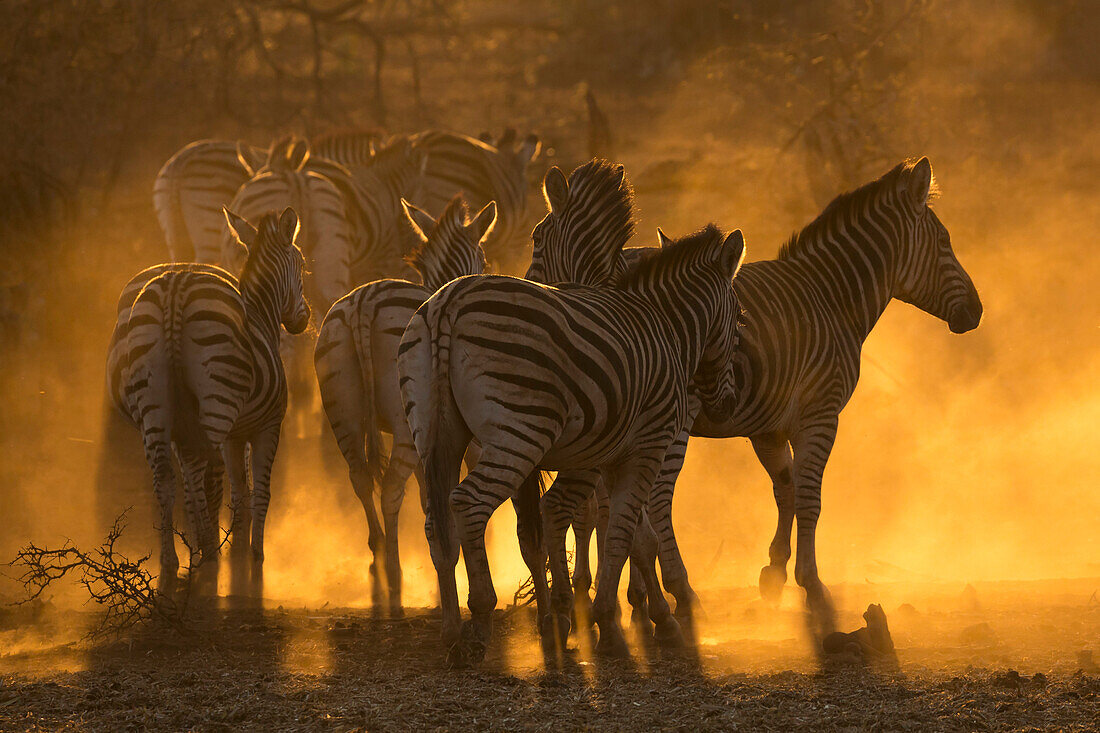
(311, 129, 385, 168)
(525, 159, 635, 287)
(153, 140, 265, 262)
(409, 130, 539, 269)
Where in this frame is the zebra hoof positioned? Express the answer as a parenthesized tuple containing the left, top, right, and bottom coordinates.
(654, 617, 685, 648)
(540, 613, 571, 648)
(595, 628, 631, 659)
(449, 620, 489, 668)
(631, 607, 654, 639)
(759, 564, 787, 604)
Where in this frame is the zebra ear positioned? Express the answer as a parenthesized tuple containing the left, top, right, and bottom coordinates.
(611, 164, 625, 190)
(543, 166, 569, 214)
(656, 227, 674, 248)
(224, 207, 257, 247)
(287, 139, 310, 171)
(906, 157, 933, 208)
(468, 201, 498, 244)
(497, 128, 517, 150)
(401, 199, 434, 242)
(237, 142, 264, 178)
(520, 134, 541, 163)
(278, 207, 300, 245)
(719, 229, 747, 279)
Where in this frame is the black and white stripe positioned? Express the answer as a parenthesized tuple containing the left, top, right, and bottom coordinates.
(313, 196, 495, 614)
(223, 137, 351, 315)
(397, 225, 745, 665)
(110, 208, 310, 596)
(153, 139, 266, 263)
(556, 158, 983, 638)
(409, 130, 540, 271)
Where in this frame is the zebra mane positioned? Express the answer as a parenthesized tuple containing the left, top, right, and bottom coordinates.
(238, 210, 299, 284)
(263, 135, 309, 173)
(405, 196, 487, 290)
(619, 224, 723, 289)
(564, 159, 636, 247)
(778, 158, 938, 262)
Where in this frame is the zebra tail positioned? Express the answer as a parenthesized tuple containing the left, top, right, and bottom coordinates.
(416, 309, 456, 555)
(516, 470, 546, 558)
(349, 300, 387, 486)
(93, 387, 150, 536)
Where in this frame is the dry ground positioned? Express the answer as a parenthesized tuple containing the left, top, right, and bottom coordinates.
(1, 580, 1098, 731)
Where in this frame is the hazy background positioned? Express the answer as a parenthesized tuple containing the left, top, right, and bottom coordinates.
(1, 0, 1097, 609)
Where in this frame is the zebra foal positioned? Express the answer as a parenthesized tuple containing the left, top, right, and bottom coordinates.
(398, 224, 746, 666)
(314, 196, 496, 614)
(111, 208, 309, 595)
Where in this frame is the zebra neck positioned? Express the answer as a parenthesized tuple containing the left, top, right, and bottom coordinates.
(241, 285, 283, 347)
(794, 229, 898, 341)
(642, 287, 707, 367)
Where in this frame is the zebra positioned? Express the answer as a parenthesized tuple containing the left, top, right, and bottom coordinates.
(153, 139, 266, 262)
(314, 195, 496, 615)
(397, 224, 746, 666)
(554, 157, 983, 639)
(311, 128, 385, 168)
(299, 134, 429, 284)
(111, 207, 309, 595)
(521, 159, 668, 633)
(223, 136, 352, 315)
(409, 129, 540, 271)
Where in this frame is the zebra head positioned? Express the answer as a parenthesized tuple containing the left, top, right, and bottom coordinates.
(525, 159, 635, 287)
(691, 228, 747, 424)
(632, 225, 746, 424)
(223, 207, 311, 335)
(893, 157, 983, 333)
(401, 196, 494, 292)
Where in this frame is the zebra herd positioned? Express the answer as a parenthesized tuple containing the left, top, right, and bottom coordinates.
(107, 126, 982, 666)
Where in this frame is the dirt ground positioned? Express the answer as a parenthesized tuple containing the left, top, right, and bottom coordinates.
(2, 579, 1097, 731)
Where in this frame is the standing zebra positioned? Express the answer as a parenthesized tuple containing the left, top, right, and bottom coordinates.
(112, 208, 309, 595)
(153, 139, 266, 262)
(554, 157, 983, 638)
(325, 137, 429, 285)
(398, 225, 746, 665)
(409, 130, 540, 271)
(521, 159, 664, 634)
(314, 195, 496, 615)
(223, 137, 352, 315)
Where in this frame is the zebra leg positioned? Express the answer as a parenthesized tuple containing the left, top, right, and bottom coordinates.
(541, 469, 598, 645)
(570, 493, 597, 627)
(592, 483, 647, 626)
(178, 452, 219, 595)
(791, 418, 838, 640)
(381, 441, 417, 617)
(448, 450, 540, 668)
(631, 509, 682, 647)
(421, 436, 465, 650)
(223, 439, 253, 598)
(247, 424, 282, 599)
(752, 433, 795, 604)
(149, 462, 179, 596)
(514, 481, 551, 639)
(592, 454, 661, 659)
(347, 456, 386, 609)
(647, 428, 700, 619)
